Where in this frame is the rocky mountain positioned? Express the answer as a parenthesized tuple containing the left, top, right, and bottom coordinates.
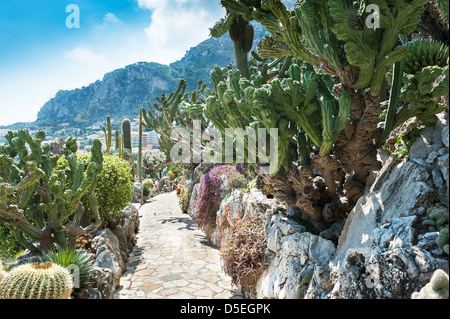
(20, 23, 269, 129)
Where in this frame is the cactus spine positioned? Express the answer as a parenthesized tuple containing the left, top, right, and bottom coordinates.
(0, 262, 73, 299)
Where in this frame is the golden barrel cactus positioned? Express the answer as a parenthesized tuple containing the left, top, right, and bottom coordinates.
(0, 262, 73, 299)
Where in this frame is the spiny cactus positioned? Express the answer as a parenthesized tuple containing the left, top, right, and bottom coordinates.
(412, 269, 449, 299)
(102, 117, 113, 155)
(0, 130, 103, 252)
(0, 262, 73, 299)
(403, 40, 449, 74)
(122, 118, 132, 155)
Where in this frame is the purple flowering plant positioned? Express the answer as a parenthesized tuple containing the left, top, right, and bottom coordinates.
(194, 165, 250, 236)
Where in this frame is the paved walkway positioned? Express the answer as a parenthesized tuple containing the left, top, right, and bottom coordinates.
(113, 191, 241, 299)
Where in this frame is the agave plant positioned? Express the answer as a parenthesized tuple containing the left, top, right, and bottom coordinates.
(39, 246, 95, 292)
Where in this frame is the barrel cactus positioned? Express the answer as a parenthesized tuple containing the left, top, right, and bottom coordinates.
(0, 262, 73, 299)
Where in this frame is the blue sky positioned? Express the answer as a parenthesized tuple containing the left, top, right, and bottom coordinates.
(0, 0, 225, 126)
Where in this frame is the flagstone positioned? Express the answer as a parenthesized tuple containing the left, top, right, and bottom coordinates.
(113, 191, 240, 300)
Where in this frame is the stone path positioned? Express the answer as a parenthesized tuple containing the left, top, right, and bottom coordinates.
(113, 191, 241, 299)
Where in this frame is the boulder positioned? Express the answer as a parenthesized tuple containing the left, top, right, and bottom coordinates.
(187, 183, 199, 218)
(132, 182, 143, 204)
(257, 214, 335, 299)
(95, 245, 123, 289)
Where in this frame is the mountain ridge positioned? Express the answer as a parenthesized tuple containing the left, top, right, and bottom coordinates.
(1, 23, 268, 130)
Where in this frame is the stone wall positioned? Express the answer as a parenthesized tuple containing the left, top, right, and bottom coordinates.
(78, 205, 140, 299)
(185, 112, 449, 299)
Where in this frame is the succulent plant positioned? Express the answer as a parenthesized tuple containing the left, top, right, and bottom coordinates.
(403, 40, 449, 74)
(412, 269, 449, 299)
(0, 130, 103, 252)
(39, 247, 95, 291)
(0, 262, 73, 299)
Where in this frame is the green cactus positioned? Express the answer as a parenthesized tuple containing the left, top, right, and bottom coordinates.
(0, 130, 103, 252)
(403, 40, 449, 75)
(423, 207, 449, 255)
(102, 117, 113, 155)
(121, 118, 132, 155)
(0, 262, 73, 299)
(115, 130, 124, 159)
(412, 269, 449, 299)
(437, 227, 449, 255)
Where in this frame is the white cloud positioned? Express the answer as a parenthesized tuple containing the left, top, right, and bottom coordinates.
(0, 1, 227, 126)
(137, 0, 225, 64)
(64, 47, 108, 64)
(103, 12, 123, 26)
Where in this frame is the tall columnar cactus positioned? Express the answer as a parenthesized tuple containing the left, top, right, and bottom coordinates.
(122, 118, 132, 155)
(0, 130, 103, 252)
(102, 117, 113, 155)
(0, 262, 73, 299)
(115, 131, 124, 159)
(211, 9, 255, 79)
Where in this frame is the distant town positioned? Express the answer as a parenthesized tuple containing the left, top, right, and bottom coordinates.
(0, 117, 160, 155)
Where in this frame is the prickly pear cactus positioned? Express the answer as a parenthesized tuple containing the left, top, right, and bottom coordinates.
(0, 262, 73, 299)
(412, 269, 449, 299)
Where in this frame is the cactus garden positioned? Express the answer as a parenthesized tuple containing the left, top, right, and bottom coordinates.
(0, 0, 449, 303)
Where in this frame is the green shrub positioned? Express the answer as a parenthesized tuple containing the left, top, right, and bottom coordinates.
(77, 153, 133, 222)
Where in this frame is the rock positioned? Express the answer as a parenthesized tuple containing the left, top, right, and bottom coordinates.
(95, 245, 123, 289)
(315, 245, 448, 299)
(93, 267, 115, 299)
(437, 154, 449, 203)
(257, 214, 335, 299)
(371, 216, 416, 249)
(442, 126, 449, 149)
(112, 225, 128, 262)
(132, 182, 143, 203)
(187, 183, 199, 218)
(319, 220, 346, 243)
(92, 228, 126, 285)
(118, 205, 140, 250)
(416, 232, 440, 252)
(211, 189, 278, 246)
(334, 157, 435, 264)
(76, 287, 102, 299)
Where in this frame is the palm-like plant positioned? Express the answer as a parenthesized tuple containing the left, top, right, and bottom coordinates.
(39, 247, 95, 292)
